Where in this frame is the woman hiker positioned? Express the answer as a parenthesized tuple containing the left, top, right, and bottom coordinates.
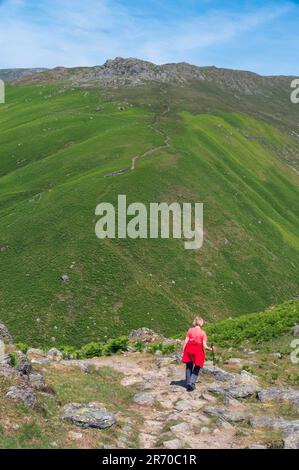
(181, 316, 214, 391)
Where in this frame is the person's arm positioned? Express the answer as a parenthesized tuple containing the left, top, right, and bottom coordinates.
(203, 340, 213, 352)
(203, 333, 215, 352)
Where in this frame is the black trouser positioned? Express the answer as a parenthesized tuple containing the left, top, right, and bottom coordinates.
(185, 362, 201, 386)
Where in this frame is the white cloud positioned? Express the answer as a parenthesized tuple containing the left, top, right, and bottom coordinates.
(0, 0, 296, 71)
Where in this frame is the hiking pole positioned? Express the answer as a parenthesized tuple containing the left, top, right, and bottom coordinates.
(211, 343, 216, 367)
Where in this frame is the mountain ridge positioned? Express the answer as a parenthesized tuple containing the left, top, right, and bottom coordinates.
(3, 57, 296, 93)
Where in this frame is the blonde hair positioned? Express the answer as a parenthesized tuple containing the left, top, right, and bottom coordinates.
(193, 316, 204, 327)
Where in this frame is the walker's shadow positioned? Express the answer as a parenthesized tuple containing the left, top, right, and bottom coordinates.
(170, 379, 187, 389)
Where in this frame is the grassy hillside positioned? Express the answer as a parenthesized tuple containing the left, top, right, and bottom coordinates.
(0, 82, 298, 346)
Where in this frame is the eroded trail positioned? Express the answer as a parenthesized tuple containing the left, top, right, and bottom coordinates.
(105, 104, 171, 177)
(57, 352, 299, 449)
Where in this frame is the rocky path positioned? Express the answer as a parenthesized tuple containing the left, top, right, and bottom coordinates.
(59, 353, 299, 449)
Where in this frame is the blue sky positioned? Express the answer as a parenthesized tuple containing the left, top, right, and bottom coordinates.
(0, 0, 298, 74)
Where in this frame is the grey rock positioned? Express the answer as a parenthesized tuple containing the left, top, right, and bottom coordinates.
(61, 402, 116, 429)
(27, 348, 46, 357)
(0, 322, 13, 343)
(16, 58, 284, 97)
(61, 274, 69, 282)
(203, 406, 249, 423)
(6, 385, 36, 407)
(0, 352, 11, 366)
(208, 383, 260, 399)
(29, 373, 46, 391)
(239, 370, 259, 385)
(175, 400, 191, 412)
(0, 68, 47, 82)
(250, 416, 299, 435)
(129, 327, 160, 343)
(284, 431, 299, 449)
(133, 392, 155, 406)
(47, 348, 63, 361)
(15, 352, 32, 376)
(0, 364, 18, 378)
(170, 422, 190, 435)
(258, 388, 299, 408)
(202, 365, 236, 383)
(30, 357, 50, 365)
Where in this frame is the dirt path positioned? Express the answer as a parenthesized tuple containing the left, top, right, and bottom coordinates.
(61, 353, 270, 449)
(105, 101, 171, 177)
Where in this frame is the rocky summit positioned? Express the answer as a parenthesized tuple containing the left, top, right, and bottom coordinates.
(7, 57, 294, 94)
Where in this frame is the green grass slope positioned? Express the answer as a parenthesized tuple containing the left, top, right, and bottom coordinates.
(0, 83, 298, 346)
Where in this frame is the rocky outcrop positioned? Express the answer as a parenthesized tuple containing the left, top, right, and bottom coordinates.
(47, 348, 63, 361)
(129, 328, 160, 343)
(250, 416, 299, 435)
(258, 387, 299, 408)
(15, 57, 292, 96)
(15, 352, 32, 376)
(208, 383, 261, 399)
(0, 322, 13, 343)
(29, 373, 46, 391)
(204, 406, 249, 423)
(0, 364, 18, 378)
(61, 402, 116, 429)
(201, 365, 236, 383)
(0, 68, 47, 82)
(6, 385, 36, 407)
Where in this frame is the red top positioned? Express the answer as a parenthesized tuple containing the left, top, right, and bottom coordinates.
(182, 327, 207, 367)
(186, 327, 207, 345)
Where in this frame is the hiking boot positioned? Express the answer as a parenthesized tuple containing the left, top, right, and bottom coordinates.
(187, 384, 195, 392)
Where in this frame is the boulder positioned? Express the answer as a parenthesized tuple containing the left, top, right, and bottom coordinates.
(129, 328, 160, 343)
(6, 385, 36, 407)
(239, 370, 259, 385)
(61, 402, 116, 429)
(208, 383, 260, 399)
(15, 352, 32, 376)
(202, 365, 236, 383)
(133, 392, 155, 406)
(284, 431, 299, 449)
(47, 348, 63, 361)
(29, 373, 46, 391)
(0, 364, 18, 378)
(0, 323, 13, 343)
(27, 348, 46, 358)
